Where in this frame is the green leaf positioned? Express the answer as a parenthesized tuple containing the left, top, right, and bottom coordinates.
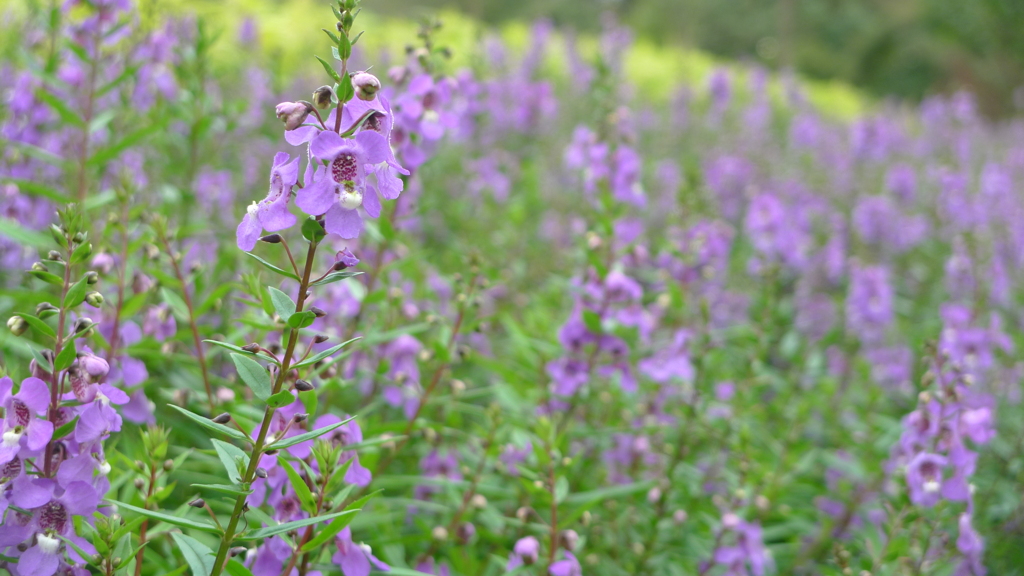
(60, 536, 99, 567)
(279, 459, 316, 514)
(225, 559, 256, 576)
(69, 242, 93, 265)
(309, 270, 362, 287)
(212, 439, 249, 484)
(36, 90, 85, 127)
(63, 277, 90, 308)
(166, 404, 249, 442)
(108, 500, 220, 534)
(299, 389, 318, 418)
(294, 337, 361, 369)
(337, 435, 405, 453)
(266, 416, 354, 450)
(302, 217, 327, 243)
(29, 269, 64, 285)
(191, 483, 253, 497)
(555, 476, 569, 503)
(344, 489, 383, 513)
(15, 314, 55, 338)
(29, 348, 53, 373)
(299, 506, 359, 552)
(203, 339, 279, 365)
(336, 75, 355, 103)
(231, 353, 272, 401)
(315, 55, 342, 82)
(160, 287, 190, 321)
(52, 415, 79, 441)
(1, 179, 71, 203)
(240, 509, 357, 540)
(54, 339, 76, 372)
(287, 310, 316, 329)
(582, 309, 603, 334)
(321, 28, 340, 45)
(115, 541, 149, 569)
(170, 533, 215, 576)
(266, 390, 295, 408)
(244, 252, 299, 280)
(267, 287, 296, 320)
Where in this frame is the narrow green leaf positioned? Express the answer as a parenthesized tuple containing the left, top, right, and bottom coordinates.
(160, 287, 190, 321)
(294, 337, 361, 369)
(108, 500, 221, 534)
(170, 532, 215, 576)
(88, 123, 163, 166)
(299, 507, 359, 552)
(191, 483, 253, 497)
(315, 55, 342, 82)
(244, 252, 299, 280)
(339, 435, 405, 453)
(54, 339, 76, 372)
(231, 353, 272, 401)
(240, 509, 357, 540)
(203, 340, 279, 365)
(309, 270, 362, 287)
(29, 348, 53, 373)
(166, 404, 249, 442)
(1, 179, 71, 203)
(225, 559, 256, 576)
(28, 269, 64, 285)
(287, 310, 316, 329)
(279, 459, 316, 514)
(211, 439, 249, 484)
(15, 314, 55, 338)
(36, 90, 85, 127)
(115, 541, 149, 569)
(63, 277, 90, 308)
(52, 415, 79, 441)
(344, 489, 383, 512)
(266, 390, 295, 409)
(267, 287, 296, 319)
(265, 417, 354, 450)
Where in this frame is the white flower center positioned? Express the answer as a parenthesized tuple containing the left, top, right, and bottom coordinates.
(923, 480, 940, 494)
(37, 533, 60, 555)
(339, 188, 363, 210)
(359, 543, 373, 556)
(98, 460, 112, 475)
(247, 201, 259, 216)
(2, 430, 22, 447)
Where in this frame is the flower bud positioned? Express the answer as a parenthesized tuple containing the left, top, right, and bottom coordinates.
(312, 85, 335, 110)
(295, 380, 314, 392)
(560, 529, 579, 551)
(314, 334, 330, 344)
(310, 307, 326, 318)
(78, 350, 110, 380)
(293, 413, 308, 423)
(163, 459, 174, 472)
(7, 316, 27, 336)
(470, 494, 487, 509)
(241, 343, 261, 353)
(30, 350, 54, 380)
(35, 302, 58, 317)
(134, 478, 146, 490)
(259, 233, 283, 244)
(456, 522, 475, 544)
(73, 318, 93, 335)
(431, 526, 448, 541)
(673, 509, 688, 524)
(30, 262, 47, 272)
(255, 467, 268, 479)
(514, 536, 539, 565)
(188, 498, 206, 508)
(85, 292, 104, 307)
(229, 547, 247, 557)
(276, 101, 314, 131)
(212, 413, 232, 424)
(352, 72, 381, 101)
(47, 250, 63, 261)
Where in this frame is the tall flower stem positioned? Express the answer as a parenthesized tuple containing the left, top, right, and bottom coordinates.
(155, 226, 216, 413)
(42, 238, 74, 477)
(209, 237, 320, 576)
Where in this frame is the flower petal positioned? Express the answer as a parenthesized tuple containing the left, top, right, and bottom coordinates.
(324, 204, 363, 239)
(296, 176, 336, 216)
(310, 130, 346, 161)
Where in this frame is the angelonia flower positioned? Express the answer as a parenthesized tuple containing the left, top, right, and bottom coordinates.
(701, 512, 768, 576)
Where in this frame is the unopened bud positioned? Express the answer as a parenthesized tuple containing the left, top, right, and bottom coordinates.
(188, 498, 206, 508)
(431, 526, 448, 541)
(313, 85, 335, 110)
(72, 232, 85, 244)
(647, 486, 662, 504)
(314, 334, 330, 344)
(7, 316, 27, 336)
(560, 529, 579, 551)
(352, 72, 381, 101)
(293, 413, 308, 423)
(259, 234, 283, 244)
(295, 380, 314, 392)
(85, 292, 104, 307)
(134, 478, 146, 490)
(35, 302, 58, 317)
(241, 343, 261, 353)
(163, 459, 174, 472)
(673, 509, 688, 524)
(73, 318, 93, 334)
(470, 494, 487, 509)
(212, 413, 232, 424)
(84, 271, 99, 285)
(515, 507, 530, 521)
(255, 468, 268, 479)
(47, 250, 63, 261)
(229, 546, 247, 557)
(310, 307, 326, 318)
(276, 101, 314, 131)
(456, 522, 475, 544)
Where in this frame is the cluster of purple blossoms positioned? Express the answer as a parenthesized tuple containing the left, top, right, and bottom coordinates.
(701, 512, 768, 576)
(889, 304, 1008, 575)
(0, 348, 127, 575)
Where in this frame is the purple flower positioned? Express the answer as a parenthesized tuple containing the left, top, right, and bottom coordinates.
(237, 152, 301, 251)
(549, 552, 582, 576)
(507, 536, 540, 570)
(332, 527, 389, 576)
(315, 414, 372, 487)
(906, 452, 947, 507)
(955, 513, 986, 576)
(296, 130, 390, 238)
(0, 377, 53, 467)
